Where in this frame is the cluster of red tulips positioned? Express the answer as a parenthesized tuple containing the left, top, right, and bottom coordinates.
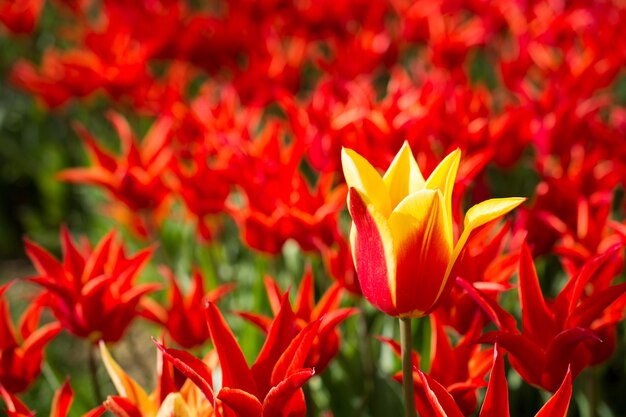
(1, 0, 626, 416)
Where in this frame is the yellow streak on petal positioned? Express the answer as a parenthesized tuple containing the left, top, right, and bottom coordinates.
(99, 341, 157, 416)
(389, 190, 452, 314)
(383, 141, 425, 209)
(424, 148, 461, 249)
(342, 148, 392, 217)
(156, 393, 192, 417)
(441, 197, 526, 299)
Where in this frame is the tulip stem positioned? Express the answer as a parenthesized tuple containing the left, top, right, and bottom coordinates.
(88, 345, 104, 404)
(400, 318, 417, 417)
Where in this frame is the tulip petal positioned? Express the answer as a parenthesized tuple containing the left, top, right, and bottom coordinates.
(342, 148, 391, 216)
(348, 188, 397, 316)
(153, 339, 215, 404)
(383, 142, 425, 208)
(479, 345, 509, 417)
(447, 198, 525, 298)
(535, 367, 572, 417)
(206, 303, 258, 396)
(218, 388, 263, 417)
(424, 149, 461, 244)
(417, 371, 465, 417)
(388, 190, 452, 316)
(50, 381, 73, 417)
(155, 393, 192, 417)
(99, 342, 156, 416)
(262, 368, 314, 417)
(518, 244, 557, 343)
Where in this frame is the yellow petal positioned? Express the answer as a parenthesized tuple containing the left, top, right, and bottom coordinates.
(156, 393, 192, 417)
(383, 142, 425, 209)
(463, 197, 526, 230)
(444, 197, 526, 297)
(99, 341, 157, 416)
(388, 190, 453, 316)
(342, 148, 392, 217)
(424, 149, 461, 244)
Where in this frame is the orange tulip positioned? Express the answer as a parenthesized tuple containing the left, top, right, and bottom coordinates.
(342, 142, 524, 317)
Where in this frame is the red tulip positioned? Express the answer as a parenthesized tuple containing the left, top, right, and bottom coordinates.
(414, 344, 572, 417)
(0, 283, 61, 393)
(25, 227, 159, 343)
(141, 267, 234, 349)
(237, 271, 357, 373)
(462, 243, 626, 391)
(155, 300, 320, 417)
(59, 113, 173, 237)
(0, 0, 43, 34)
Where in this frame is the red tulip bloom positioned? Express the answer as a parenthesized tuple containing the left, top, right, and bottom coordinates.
(0, 283, 61, 393)
(59, 113, 173, 237)
(25, 227, 159, 343)
(155, 300, 320, 417)
(141, 267, 234, 349)
(0, 380, 105, 417)
(0, 0, 43, 34)
(237, 271, 357, 373)
(462, 243, 626, 391)
(415, 344, 572, 417)
(229, 122, 346, 254)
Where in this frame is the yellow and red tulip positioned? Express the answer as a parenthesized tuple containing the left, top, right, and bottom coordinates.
(342, 142, 525, 317)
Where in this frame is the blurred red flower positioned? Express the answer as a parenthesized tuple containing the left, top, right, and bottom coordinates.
(25, 227, 158, 343)
(0, 283, 61, 394)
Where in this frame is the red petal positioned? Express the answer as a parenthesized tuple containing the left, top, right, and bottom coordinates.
(0, 384, 32, 415)
(271, 320, 320, 385)
(22, 322, 62, 356)
(456, 277, 518, 332)
(104, 396, 143, 417)
(205, 303, 258, 396)
(566, 283, 626, 329)
(217, 388, 263, 417)
(479, 332, 545, 388)
(417, 371, 464, 417)
(294, 268, 314, 319)
(263, 276, 283, 317)
(0, 298, 18, 349)
(348, 189, 396, 315)
(50, 381, 73, 417)
(236, 312, 272, 332)
(251, 295, 298, 396)
(543, 328, 601, 391)
(518, 244, 557, 342)
(479, 344, 509, 417)
(535, 368, 572, 417)
(24, 239, 65, 279)
(153, 339, 214, 403)
(60, 226, 86, 283)
(262, 369, 314, 417)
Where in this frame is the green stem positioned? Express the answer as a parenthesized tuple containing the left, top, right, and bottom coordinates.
(88, 345, 103, 404)
(400, 318, 417, 417)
